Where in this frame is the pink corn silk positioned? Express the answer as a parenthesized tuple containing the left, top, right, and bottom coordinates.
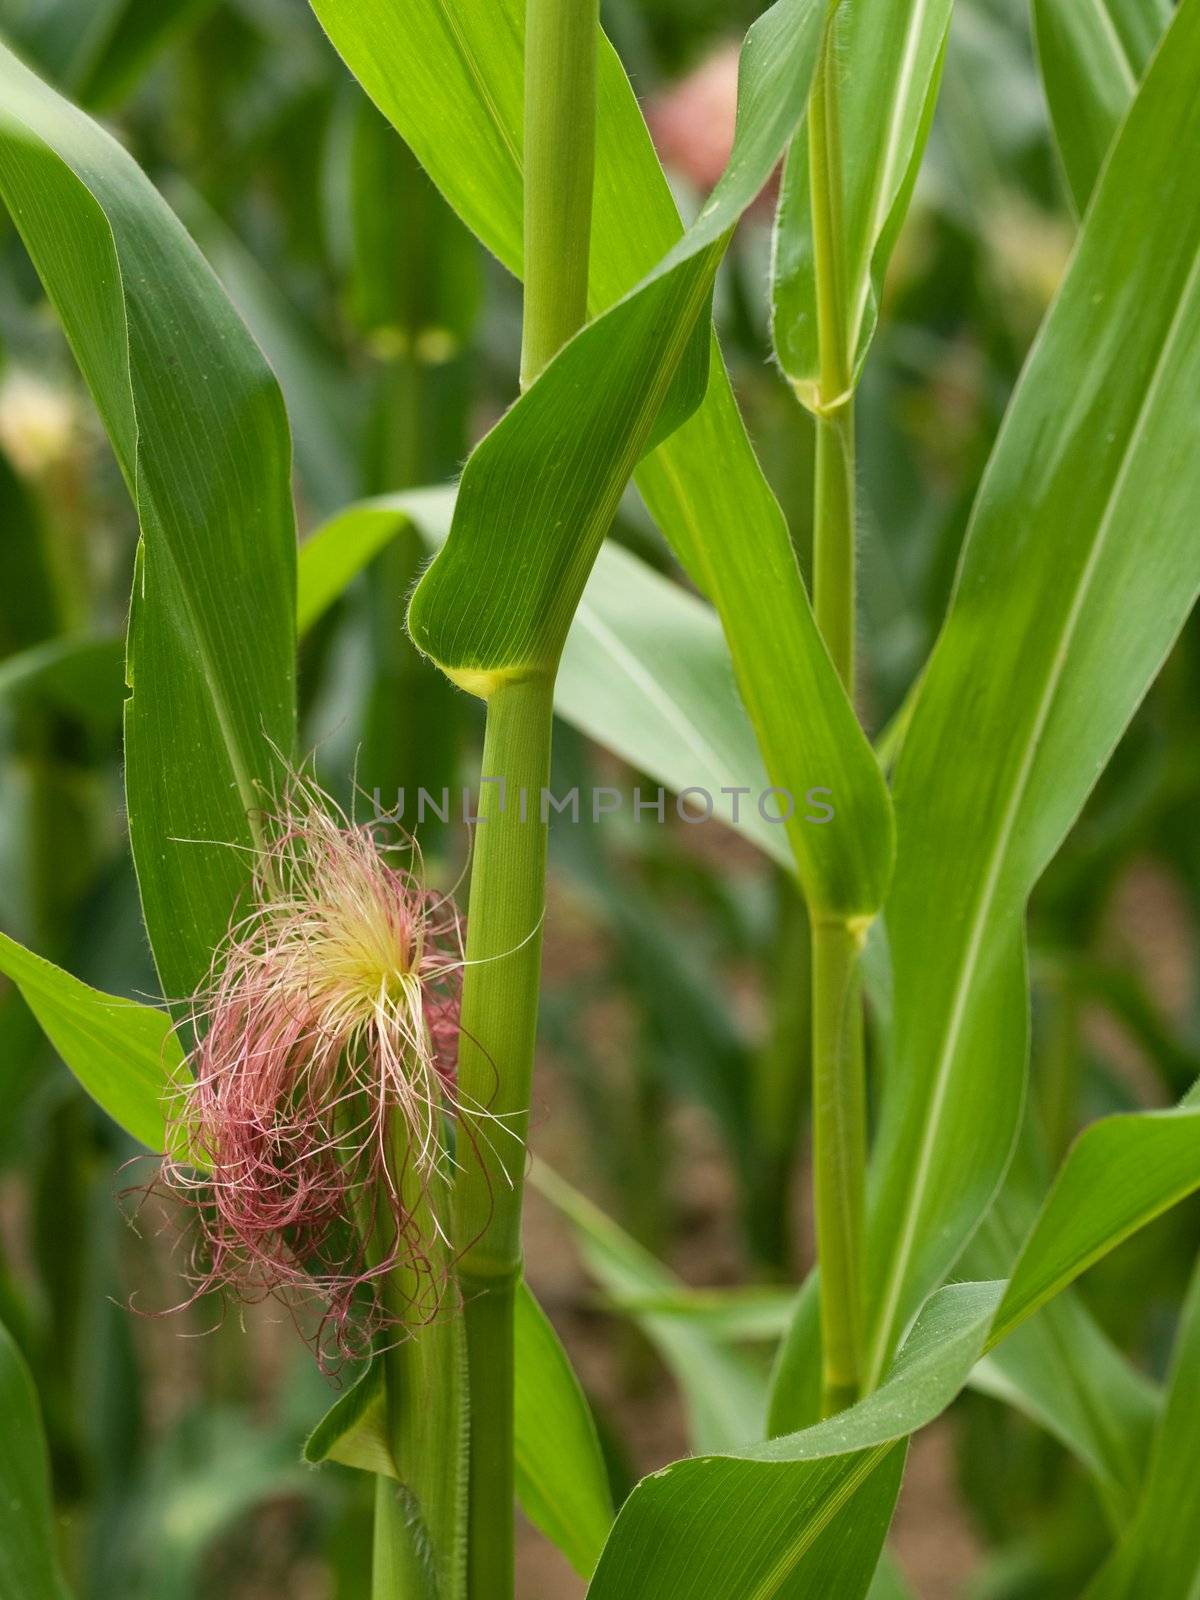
(156, 794, 466, 1362)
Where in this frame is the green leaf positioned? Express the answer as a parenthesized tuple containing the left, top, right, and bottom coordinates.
(297, 491, 456, 636)
(305, 1283, 612, 1579)
(298, 491, 792, 866)
(589, 1284, 1011, 1600)
(867, 1554, 916, 1599)
(765, 1281, 1004, 1462)
(589, 1444, 905, 1600)
(76, 0, 220, 108)
(513, 1285, 614, 1578)
(771, 0, 954, 402)
(531, 1161, 769, 1454)
(996, 1082, 1200, 1339)
(970, 1290, 1158, 1523)
(307, 0, 892, 922)
(177, 182, 363, 518)
(0, 1317, 73, 1600)
(860, 0, 1200, 1384)
(405, 0, 825, 686)
(1033, 0, 1172, 213)
(0, 634, 123, 733)
(559, 538, 792, 866)
(0, 42, 297, 1001)
(593, 1102, 1199, 1600)
(304, 1359, 395, 1477)
(770, 1079, 1200, 1435)
(599, 1286, 798, 1345)
(963, 1126, 1159, 1521)
(1085, 1255, 1200, 1598)
(0, 929, 180, 1151)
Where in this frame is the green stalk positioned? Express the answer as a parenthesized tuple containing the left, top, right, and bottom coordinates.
(807, 1, 866, 1415)
(520, 0, 598, 388)
(453, 676, 554, 1598)
(449, 7, 596, 1592)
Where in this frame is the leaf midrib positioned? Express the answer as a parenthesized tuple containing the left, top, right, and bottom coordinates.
(429, 0, 523, 181)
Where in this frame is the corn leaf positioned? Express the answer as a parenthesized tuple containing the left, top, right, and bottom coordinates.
(296, 493, 457, 635)
(298, 492, 790, 865)
(1033, 0, 1172, 213)
(588, 1285, 1008, 1600)
(598, 1285, 798, 1344)
(765, 1119, 1163, 1514)
(0, 41, 297, 1001)
(771, 0, 954, 402)
(76, 0, 219, 108)
(590, 1444, 906, 1600)
(964, 1136, 1159, 1521)
(599, 1080, 1200, 1597)
(0, 1318, 72, 1600)
(1085, 1254, 1200, 1598)
(181, 182, 362, 518)
(969, 1292, 1158, 1523)
(0, 929, 179, 1152)
(307, 0, 892, 921)
(531, 1161, 769, 1455)
(513, 1286, 615, 1577)
(0, 483, 793, 881)
(861, 0, 1200, 1382)
(996, 1082, 1200, 1338)
(404, 0, 822, 683)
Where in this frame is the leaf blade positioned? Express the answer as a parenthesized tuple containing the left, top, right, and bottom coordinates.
(0, 929, 179, 1151)
(1085, 1255, 1200, 1598)
(1033, 0, 1172, 211)
(299, 491, 792, 865)
(771, 0, 954, 398)
(405, 0, 827, 689)
(995, 1087, 1200, 1341)
(0, 1319, 73, 1600)
(863, 0, 1200, 1379)
(0, 42, 297, 1000)
(514, 1286, 614, 1578)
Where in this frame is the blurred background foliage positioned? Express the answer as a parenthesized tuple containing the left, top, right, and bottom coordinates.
(0, 0, 1195, 1595)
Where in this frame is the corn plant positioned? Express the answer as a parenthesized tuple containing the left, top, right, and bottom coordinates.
(0, 0, 1198, 1596)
